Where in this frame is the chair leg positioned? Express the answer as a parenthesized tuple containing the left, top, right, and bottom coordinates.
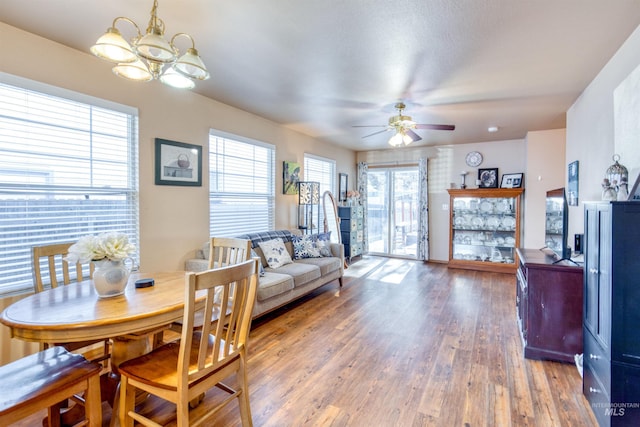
(119, 377, 136, 427)
(237, 358, 253, 427)
(85, 374, 102, 427)
(177, 396, 190, 427)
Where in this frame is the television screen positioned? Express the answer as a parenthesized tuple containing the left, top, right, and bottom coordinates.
(543, 188, 571, 261)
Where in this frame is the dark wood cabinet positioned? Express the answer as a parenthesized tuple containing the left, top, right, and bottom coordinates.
(583, 202, 640, 426)
(515, 248, 583, 362)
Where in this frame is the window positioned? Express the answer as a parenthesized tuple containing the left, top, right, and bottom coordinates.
(304, 154, 336, 233)
(0, 73, 139, 295)
(304, 154, 336, 195)
(209, 131, 275, 237)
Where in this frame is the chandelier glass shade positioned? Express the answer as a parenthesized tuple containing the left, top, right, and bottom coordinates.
(90, 0, 209, 89)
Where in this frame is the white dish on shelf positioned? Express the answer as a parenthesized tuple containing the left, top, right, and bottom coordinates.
(454, 200, 466, 210)
(479, 200, 493, 213)
(486, 216, 500, 228)
(505, 236, 516, 245)
(454, 216, 466, 227)
(495, 200, 510, 212)
(471, 216, 484, 228)
(501, 216, 515, 229)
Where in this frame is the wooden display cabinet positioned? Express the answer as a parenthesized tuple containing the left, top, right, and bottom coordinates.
(447, 188, 523, 273)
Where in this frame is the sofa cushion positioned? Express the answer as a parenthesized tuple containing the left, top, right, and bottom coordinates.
(268, 262, 320, 287)
(256, 272, 295, 301)
(315, 232, 333, 257)
(258, 238, 293, 269)
(292, 234, 321, 259)
(296, 256, 342, 276)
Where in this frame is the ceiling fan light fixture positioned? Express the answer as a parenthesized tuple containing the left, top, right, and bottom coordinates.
(389, 131, 404, 147)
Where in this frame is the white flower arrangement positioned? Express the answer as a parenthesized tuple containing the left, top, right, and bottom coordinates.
(65, 232, 136, 263)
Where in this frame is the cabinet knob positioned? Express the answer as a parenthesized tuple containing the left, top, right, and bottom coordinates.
(589, 387, 601, 394)
(589, 354, 600, 360)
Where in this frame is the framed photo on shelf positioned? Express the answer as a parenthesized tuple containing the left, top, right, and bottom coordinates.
(338, 173, 348, 203)
(500, 172, 524, 189)
(478, 168, 499, 188)
(155, 138, 202, 186)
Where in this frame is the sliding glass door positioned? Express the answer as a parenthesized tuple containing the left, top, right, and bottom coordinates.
(366, 167, 419, 258)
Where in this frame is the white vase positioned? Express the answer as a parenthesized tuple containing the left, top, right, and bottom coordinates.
(92, 259, 132, 298)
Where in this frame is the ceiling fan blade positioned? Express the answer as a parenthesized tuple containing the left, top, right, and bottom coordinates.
(415, 124, 455, 131)
(406, 129, 422, 142)
(352, 125, 387, 128)
(361, 128, 391, 138)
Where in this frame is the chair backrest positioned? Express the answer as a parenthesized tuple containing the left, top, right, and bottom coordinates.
(179, 259, 258, 388)
(32, 242, 94, 293)
(208, 237, 252, 269)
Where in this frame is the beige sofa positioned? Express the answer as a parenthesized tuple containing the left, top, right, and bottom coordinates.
(185, 230, 344, 319)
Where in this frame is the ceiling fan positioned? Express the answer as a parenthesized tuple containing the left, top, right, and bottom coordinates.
(353, 102, 455, 146)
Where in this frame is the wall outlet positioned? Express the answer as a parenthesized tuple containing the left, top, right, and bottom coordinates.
(442, 203, 449, 211)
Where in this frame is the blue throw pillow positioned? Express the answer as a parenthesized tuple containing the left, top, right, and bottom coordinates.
(292, 234, 321, 259)
(315, 232, 332, 257)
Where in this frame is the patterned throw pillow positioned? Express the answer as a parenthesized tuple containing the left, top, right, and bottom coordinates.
(292, 235, 321, 259)
(257, 238, 293, 268)
(315, 232, 332, 257)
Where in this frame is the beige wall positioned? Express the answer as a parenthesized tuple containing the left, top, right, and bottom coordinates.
(0, 22, 356, 273)
(566, 24, 640, 239)
(523, 129, 566, 249)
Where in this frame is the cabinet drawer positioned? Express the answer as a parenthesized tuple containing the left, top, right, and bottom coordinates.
(583, 364, 611, 427)
(584, 328, 611, 396)
(610, 362, 640, 425)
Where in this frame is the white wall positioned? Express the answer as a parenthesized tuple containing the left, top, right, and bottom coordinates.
(0, 22, 356, 273)
(523, 129, 566, 249)
(566, 24, 640, 239)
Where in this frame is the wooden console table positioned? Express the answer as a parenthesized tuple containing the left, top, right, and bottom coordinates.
(515, 248, 583, 362)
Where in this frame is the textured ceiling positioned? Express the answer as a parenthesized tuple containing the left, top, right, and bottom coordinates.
(1, 0, 640, 150)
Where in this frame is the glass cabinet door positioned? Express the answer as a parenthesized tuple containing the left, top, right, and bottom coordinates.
(448, 188, 523, 272)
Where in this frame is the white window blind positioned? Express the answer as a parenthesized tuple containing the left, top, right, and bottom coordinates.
(304, 154, 336, 195)
(209, 131, 275, 237)
(304, 154, 336, 233)
(0, 74, 139, 295)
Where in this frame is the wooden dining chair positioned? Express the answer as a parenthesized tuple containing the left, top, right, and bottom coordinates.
(118, 259, 259, 427)
(0, 346, 102, 427)
(171, 237, 252, 335)
(31, 243, 111, 366)
(207, 237, 252, 269)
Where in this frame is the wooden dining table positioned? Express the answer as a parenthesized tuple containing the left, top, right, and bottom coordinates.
(0, 270, 192, 425)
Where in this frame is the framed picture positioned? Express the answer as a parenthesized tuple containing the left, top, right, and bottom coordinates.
(568, 160, 579, 205)
(283, 161, 300, 195)
(500, 172, 524, 189)
(339, 173, 348, 203)
(155, 138, 202, 186)
(478, 168, 499, 188)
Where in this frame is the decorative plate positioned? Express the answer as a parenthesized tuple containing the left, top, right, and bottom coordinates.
(465, 151, 483, 167)
(454, 216, 466, 227)
(495, 200, 510, 212)
(486, 216, 500, 228)
(479, 200, 493, 213)
(501, 216, 515, 229)
(471, 216, 484, 228)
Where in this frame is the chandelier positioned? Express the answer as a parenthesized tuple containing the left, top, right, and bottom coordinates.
(90, 0, 209, 89)
(388, 128, 415, 147)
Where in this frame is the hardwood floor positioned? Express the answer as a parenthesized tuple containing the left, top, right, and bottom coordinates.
(14, 256, 597, 426)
